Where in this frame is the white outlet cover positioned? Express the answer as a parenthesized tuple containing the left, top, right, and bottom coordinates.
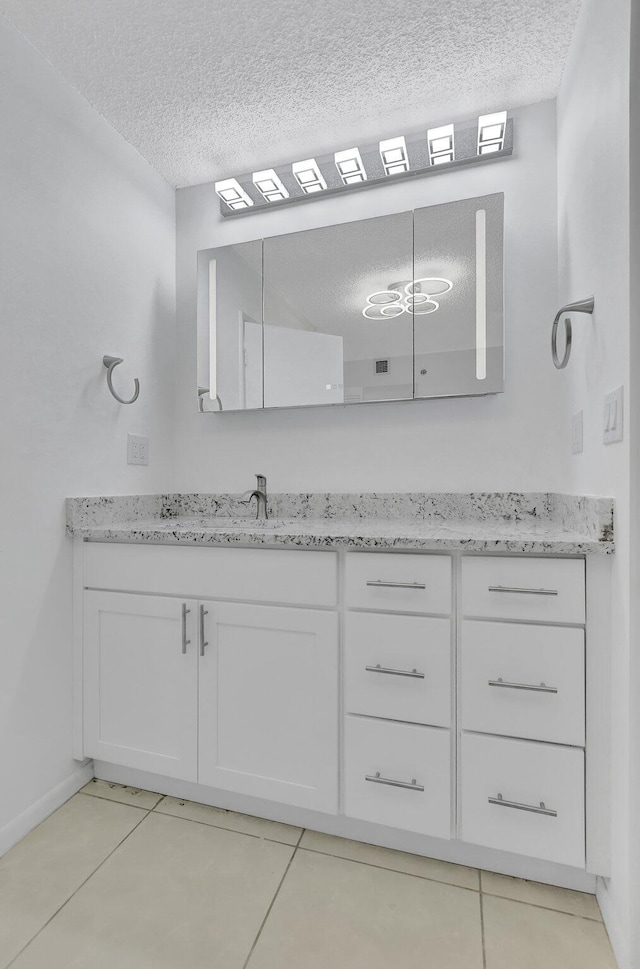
(571, 411, 583, 454)
(127, 433, 149, 465)
(603, 386, 624, 445)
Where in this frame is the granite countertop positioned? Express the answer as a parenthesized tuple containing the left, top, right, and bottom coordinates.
(66, 493, 615, 555)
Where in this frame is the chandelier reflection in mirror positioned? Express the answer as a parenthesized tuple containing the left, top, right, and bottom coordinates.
(362, 278, 453, 320)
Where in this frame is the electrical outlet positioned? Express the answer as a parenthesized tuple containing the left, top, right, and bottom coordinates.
(603, 387, 624, 445)
(571, 411, 583, 454)
(127, 434, 149, 466)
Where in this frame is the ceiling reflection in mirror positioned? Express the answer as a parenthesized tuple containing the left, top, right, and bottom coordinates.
(197, 193, 503, 412)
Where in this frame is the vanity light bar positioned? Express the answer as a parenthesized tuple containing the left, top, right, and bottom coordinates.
(292, 158, 327, 194)
(217, 111, 511, 215)
(214, 177, 254, 210)
(334, 147, 367, 184)
(252, 169, 289, 202)
(379, 136, 410, 175)
(427, 124, 455, 166)
(477, 111, 507, 154)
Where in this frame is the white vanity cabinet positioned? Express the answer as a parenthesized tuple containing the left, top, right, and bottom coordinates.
(343, 552, 453, 838)
(80, 544, 340, 813)
(75, 539, 610, 881)
(83, 591, 199, 781)
(198, 602, 338, 812)
(460, 556, 588, 868)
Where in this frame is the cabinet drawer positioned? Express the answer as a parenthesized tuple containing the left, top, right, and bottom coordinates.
(344, 716, 450, 837)
(461, 621, 585, 745)
(346, 552, 452, 614)
(461, 733, 584, 868)
(83, 543, 337, 607)
(462, 557, 585, 624)
(345, 613, 451, 726)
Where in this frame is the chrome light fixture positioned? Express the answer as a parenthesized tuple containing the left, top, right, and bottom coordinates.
(334, 147, 367, 184)
(214, 177, 254, 210)
(477, 111, 507, 154)
(427, 124, 455, 165)
(252, 169, 289, 202)
(292, 158, 327, 193)
(216, 111, 512, 215)
(379, 136, 410, 175)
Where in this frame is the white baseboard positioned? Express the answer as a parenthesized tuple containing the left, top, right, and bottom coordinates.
(597, 877, 630, 969)
(95, 760, 597, 894)
(0, 760, 93, 858)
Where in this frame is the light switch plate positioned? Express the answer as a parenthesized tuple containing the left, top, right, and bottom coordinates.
(603, 386, 624, 444)
(571, 411, 583, 454)
(127, 434, 149, 465)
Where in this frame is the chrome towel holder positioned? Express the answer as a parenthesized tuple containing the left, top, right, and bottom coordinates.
(103, 355, 140, 404)
(551, 296, 595, 369)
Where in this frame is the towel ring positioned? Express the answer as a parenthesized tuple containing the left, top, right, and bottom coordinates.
(103, 355, 140, 404)
(551, 297, 595, 369)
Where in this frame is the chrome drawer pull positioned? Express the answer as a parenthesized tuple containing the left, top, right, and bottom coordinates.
(366, 580, 426, 590)
(366, 772, 424, 792)
(488, 585, 558, 596)
(488, 793, 557, 817)
(181, 603, 191, 654)
(488, 678, 558, 694)
(366, 664, 425, 679)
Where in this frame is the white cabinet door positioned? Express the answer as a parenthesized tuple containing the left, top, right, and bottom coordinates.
(199, 602, 339, 813)
(83, 592, 198, 780)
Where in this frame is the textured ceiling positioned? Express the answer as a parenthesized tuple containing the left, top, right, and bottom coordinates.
(0, 0, 582, 188)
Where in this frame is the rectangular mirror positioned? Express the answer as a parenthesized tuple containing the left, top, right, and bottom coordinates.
(197, 193, 503, 412)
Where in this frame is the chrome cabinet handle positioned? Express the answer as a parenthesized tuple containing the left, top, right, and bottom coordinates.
(200, 605, 209, 657)
(488, 677, 558, 694)
(366, 580, 426, 590)
(488, 585, 558, 596)
(366, 664, 425, 679)
(365, 772, 424, 792)
(181, 603, 191, 654)
(488, 793, 557, 817)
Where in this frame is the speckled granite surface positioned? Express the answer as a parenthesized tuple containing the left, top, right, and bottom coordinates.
(66, 493, 614, 555)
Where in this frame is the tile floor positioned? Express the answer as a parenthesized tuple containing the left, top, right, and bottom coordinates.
(0, 779, 618, 969)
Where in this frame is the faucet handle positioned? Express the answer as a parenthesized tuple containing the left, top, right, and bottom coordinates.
(256, 474, 267, 491)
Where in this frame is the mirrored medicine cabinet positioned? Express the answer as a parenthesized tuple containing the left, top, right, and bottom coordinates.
(196, 193, 504, 412)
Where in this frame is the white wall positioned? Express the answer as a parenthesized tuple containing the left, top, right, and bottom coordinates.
(557, 1, 632, 965)
(0, 16, 176, 843)
(175, 100, 568, 494)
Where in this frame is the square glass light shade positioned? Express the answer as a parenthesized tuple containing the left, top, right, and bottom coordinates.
(379, 136, 409, 174)
(427, 124, 455, 165)
(214, 177, 254, 209)
(292, 159, 327, 193)
(335, 147, 367, 184)
(477, 111, 507, 154)
(253, 169, 290, 202)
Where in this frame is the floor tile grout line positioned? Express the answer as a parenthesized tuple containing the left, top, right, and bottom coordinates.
(77, 789, 162, 809)
(74, 791, 605, 925)
(481, 890, 604, 922)
(153, 808, 301, 846)
(242, 841, 300, 969)
(295, 845, 480, 893)
(479, 871, 487, 969)
(4, 808, 152, 969)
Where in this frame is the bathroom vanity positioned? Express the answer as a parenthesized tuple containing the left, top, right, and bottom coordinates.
(68, 493, 613, 889)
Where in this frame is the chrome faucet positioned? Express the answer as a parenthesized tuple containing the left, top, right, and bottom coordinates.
(240, 474, 268, 520)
